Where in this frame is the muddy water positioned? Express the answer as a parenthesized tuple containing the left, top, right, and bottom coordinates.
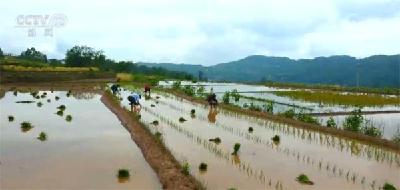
(0, 91, 161, 189)
(119, 89, 399, 190)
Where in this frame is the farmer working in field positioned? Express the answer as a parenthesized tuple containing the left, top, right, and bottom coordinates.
(207, 92, 218, 109)
(144, 84, 151, 96)
(111, 84, 120, 95)
(128, 92, 141, 112)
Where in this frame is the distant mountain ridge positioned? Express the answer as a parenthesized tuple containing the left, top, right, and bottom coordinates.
(138, 54, 400, 88)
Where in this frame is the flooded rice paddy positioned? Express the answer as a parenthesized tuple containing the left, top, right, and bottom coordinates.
(119, 87, 400, 189)
(0, 90, 161, 189)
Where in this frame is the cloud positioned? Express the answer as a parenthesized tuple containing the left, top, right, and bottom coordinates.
(0, 0, 399, 65)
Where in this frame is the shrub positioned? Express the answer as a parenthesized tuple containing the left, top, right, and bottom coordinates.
(179, 117, 186, 122)
(382, 183, 397, 190)
(118, 169, 130, 179)
(199, 162, 208, 171)
(196, 86, 205, 96)
(266, 101, 274, 113)
(57, 105, 66, 111)
(21, 122, 33, 132)
(231, 143, 241, 155)
(172, 81, 181, 89)
(231, 89, 240, 102)
(248, 127, 254, 133)
(37, 132, 47, 141)
(362, 120, 382, 137)
(152, 120, 159, 125)
(8, 115, 14, 122)
(281, 109, 295, 119)
(343, 109, 363, 132)
(296, 174, 314, 185)
(66, 115, 72, 122)
(181, 162, 190, 175)
(183, 85, 195, 96)
(296, 111, 319, 124)
(209, 137, 221, 144)
(326, 117, 337, 128)
(222, 91, 230, 104)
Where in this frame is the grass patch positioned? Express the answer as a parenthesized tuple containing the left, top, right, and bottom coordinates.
(198, 162, 208, 171)
(274, 90, 399, 106)
(296, 174, 314, 185)
(20, 121, 33, 132)
(8, 115, 14, 122)
(231, 143, 241, 155)
(117, 169, 130, 179)
(65, 115, 72, 122)
(181, 162, 190, 175)
(37, 132, 47, 141)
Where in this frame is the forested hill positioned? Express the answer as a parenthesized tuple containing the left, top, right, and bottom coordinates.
(139, 55, 400, 88)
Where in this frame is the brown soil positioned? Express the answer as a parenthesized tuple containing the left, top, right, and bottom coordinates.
(101, 91, 204, 190)
(164, 89, 400, 153)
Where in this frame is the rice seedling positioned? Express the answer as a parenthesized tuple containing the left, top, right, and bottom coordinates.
(199, 162, 208, 171)
(179, 117, 187, 122)
(15, 100, 35, 103)
(156, 96, 160, 99)
(35, 95, 40, 99)
(47, 99, 51, 103)
(272, 135, 280, 144)
(56, 110, 64, 116)
(191, 109, 196, 115)
(152, 120, 159, 125)
(20, 121, 33, 132)
(223, 91, 230, 104)
(209, 137, 221, 144)
(382, 183, 397, 190)
(296, 174, 314, 185)
(40, 94, 46, 98)
(362, 120, 382, 137)
(55, 96, 60, 100)
(36, 102, 43, 107)
(151, 104, 155, 107)
(57, 105, 66, 111)
(117, 169, 130, 179)
(248, 127, 254, 133)
(13, 90, 18, 96)
(66, 90, 72, 97)
(181, 162, 190, 175)
(392, 129, 400, 145)
(37, 132, 47, 141)
(8, 115, 14, 122)
(231, 143, 241, 155)
(65, 115, 72, 122)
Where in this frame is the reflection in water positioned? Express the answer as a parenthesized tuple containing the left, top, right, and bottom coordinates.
(208, 109, 218, 123)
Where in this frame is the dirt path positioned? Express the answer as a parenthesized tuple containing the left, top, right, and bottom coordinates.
(101, 92, 204, 190)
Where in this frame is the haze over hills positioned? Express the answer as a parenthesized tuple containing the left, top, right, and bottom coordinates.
(139, 54, 400, 88)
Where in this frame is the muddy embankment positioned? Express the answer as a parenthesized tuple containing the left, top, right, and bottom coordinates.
(164, 89, 400, 153)
(101, 91, 204, 190)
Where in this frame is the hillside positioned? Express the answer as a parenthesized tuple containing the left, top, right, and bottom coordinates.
(139, 55, 400, 88)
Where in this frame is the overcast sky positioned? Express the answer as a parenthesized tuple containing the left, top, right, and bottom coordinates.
(1, 0, 399, 65)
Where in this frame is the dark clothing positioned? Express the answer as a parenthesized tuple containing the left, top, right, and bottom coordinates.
(207, 93, 218, 107)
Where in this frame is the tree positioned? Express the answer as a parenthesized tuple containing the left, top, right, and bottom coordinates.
(19, 47, 47, 62)
(65, 46, 105, 67)
(0, 48, 4, 59)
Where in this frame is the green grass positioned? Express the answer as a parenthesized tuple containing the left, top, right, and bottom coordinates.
(296, 174, 314, 185)
(37, 132, 47, 141)
(199, 162, 208, 171)
(65, 115, 72, 122)
(8, 115, 14, 122)
(117, 169, 130, 179)
(20, 121, 33, 132)
(274, 90, 399, 106)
